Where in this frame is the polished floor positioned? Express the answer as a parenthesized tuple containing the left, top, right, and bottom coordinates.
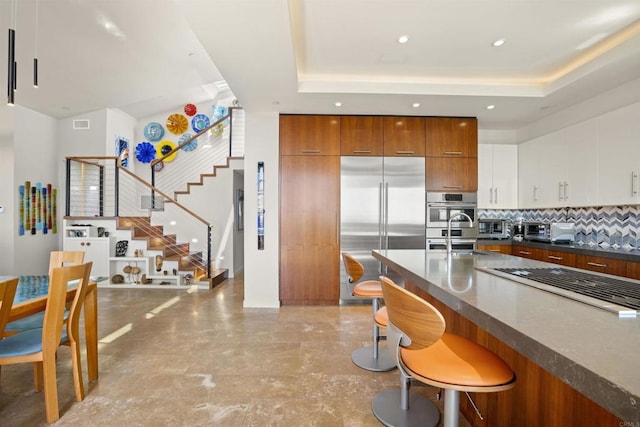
(0, 275, 470, 426)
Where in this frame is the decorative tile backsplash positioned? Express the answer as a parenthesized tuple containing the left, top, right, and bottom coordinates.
(479, 206, 640, 250)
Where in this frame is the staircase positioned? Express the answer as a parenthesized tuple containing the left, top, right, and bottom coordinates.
(117, 216, 228, 288)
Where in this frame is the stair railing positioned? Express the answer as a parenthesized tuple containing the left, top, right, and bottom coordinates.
(150, 106, 243, 205)
(65, 156, 213, 280)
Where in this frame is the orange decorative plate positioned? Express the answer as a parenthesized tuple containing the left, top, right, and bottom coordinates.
(166, 113, 188, 135)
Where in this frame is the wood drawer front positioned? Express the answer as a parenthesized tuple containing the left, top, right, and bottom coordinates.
(478, 244, 511, 254)
(625, 262, 640, 280)
(383, 117, 426, 156)
(280, 115, 341, 155)
(576, 255, 626, 276)
(340, 116, 384, 156)
(544, 250, 576, 267)
(511, 245, 542, 260)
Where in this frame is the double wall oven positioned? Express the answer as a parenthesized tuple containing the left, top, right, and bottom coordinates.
(426, 192, 478, 252)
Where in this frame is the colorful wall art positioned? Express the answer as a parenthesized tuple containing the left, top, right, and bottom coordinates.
(116, 137, 130, 168)
(18, 181, 56, 236)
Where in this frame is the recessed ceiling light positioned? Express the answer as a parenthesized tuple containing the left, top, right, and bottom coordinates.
(492, 39, 505, 47)
(412, 103, 420, 108)
(334, 102, 342, 107)
(487, 105, 495, 110)
(398, 35, 409, 44)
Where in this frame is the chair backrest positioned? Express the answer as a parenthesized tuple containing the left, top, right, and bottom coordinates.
(379, 276, 446, 351)
(65, 261, 93, 342)
(42, 263, 92, 354)
(0, 278, 19, 337)
(48, 251, 85, 277)
(342, 252, 364, 283)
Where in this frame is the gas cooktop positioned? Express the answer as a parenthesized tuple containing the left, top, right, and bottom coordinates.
(477, 266, 640, 317)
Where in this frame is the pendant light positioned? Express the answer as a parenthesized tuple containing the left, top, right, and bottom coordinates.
(33, 0, 39, 87)
(6, 0, 16, 105)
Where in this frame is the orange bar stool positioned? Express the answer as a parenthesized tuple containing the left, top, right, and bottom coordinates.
(373, 276, 516, 427)
(342, 252, 395, 372)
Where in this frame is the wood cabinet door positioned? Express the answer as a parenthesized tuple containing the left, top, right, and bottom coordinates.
(426, 157, 478, 192)
(383, 117, 426, 156)
(575, 255, 626, 277)
(425, 117, 478, 157)
(340, 116, 384, 156)
(279, 156, 340, 304)
(625, 262, 640, 280)
(478, 244, 512, 254)
(279, 115, 341, 156)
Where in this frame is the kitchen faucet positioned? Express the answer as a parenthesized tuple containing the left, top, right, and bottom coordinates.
(447, 212, 474, 254)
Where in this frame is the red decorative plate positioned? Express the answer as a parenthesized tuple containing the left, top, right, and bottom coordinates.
(184, 103, 197, 116)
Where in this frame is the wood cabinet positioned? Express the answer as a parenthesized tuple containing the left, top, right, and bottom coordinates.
(478, 144, 518, 209)
(575, 255, 627, 277)
(382, 116, 426, 156)
(543, 249, 576, 267)
(279, 155, 340, 305)
(426, 157, 477, 192)
(625, 262, 640, 280)
(425, 117, 477, 157)
(279, 115, 341, 156)
(340, 116, 383, 155)
(477, 244, 511, 254)
(511, 245, 543, 260)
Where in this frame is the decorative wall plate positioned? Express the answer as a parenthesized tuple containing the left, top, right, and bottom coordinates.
(166, 113, 188, 135)
(143, 122, 164, 141)
(156, 140, 177, 162)
(135, 141, 156, 163)
(184, 103, 197, 116)
(179, 133, 198, 151)
(191, 114, 210, 133)
(153, 161, 164, 172)
(210, 122, 225, 137)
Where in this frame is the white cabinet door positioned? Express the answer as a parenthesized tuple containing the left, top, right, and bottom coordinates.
(536, 133, 568, 208)
(491, 145, 518, 209)
(63, 237, 110, 277)
(518, 139, 542, 208)
(477, 144, 494, 208)
(565, 121, 599, 207)
(597, 103, 640, 206)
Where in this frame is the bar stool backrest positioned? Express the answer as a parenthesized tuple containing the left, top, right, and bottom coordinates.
(0, 278, 19, 336)
(342, 252, 365, 283)
(379, 276, 446, 351)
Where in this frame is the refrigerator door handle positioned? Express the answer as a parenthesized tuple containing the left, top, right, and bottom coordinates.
(384, 182, 389, 251)
(379, 182, 384, 250)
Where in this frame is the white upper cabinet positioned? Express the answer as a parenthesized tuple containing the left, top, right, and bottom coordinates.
(565, 121, 599, 207)
(518, 137, 543, 208)
(478, 144, 518, 209)
(597, 102, 640, 206)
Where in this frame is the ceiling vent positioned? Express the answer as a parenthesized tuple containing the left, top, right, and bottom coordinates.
(73, 119, 90, 130)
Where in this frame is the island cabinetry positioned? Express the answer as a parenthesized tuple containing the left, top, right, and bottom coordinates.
(543, 249, 576, 267)
(279, 115, 341, 156)
(382, 116, 426, 156)
(279, 155, 340, 305)
(340, 116, 384, 156)
(404, 279, 621, 427)
(425, 117, 477, 157)
(625, 261, 640, 280)
(510, 245, 543, 260)
(575, 254, 626, 277)
(477, 244, 511, 254)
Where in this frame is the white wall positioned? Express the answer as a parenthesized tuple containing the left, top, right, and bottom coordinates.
(0, 124, 15, 274)
(242, 112, 279, 308)
(11, 106, 59, 275)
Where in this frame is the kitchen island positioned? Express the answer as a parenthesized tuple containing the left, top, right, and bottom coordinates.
(374, 249, 640, 426)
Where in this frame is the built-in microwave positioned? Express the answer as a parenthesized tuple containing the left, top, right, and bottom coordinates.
(478, 218, 510, 240)
(426, 192, 477, 228)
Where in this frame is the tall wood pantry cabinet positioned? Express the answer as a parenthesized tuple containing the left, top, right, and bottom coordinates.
(279, 115, 341, 305)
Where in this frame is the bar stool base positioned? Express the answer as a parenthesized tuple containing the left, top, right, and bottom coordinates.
(351, 346, 396, 372)
(372, 389, 440, 427)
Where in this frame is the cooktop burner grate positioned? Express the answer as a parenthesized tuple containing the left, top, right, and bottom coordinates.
(483, 267, 640, 316)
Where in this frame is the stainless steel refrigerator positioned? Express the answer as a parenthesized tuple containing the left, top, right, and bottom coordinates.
(340, 156, 425, 303)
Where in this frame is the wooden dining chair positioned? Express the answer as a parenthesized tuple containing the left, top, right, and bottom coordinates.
(0, 278, 19, 337)
(3, 251, 85, 336)
(0, 262, 92, 423)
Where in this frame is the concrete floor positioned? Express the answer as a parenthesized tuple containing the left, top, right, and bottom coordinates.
(0, 275, 471, 426)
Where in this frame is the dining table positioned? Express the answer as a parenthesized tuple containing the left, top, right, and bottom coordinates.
(4, 275, 100, 382)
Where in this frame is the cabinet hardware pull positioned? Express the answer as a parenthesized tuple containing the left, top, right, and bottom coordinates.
(80, 242, 85, 246)
(443, 151, 462, 155)
(352, 150, 372, 154)
(587, 262, 607, 268)
(86, 242, 91, 246)
(564, 181, 568, 200)
(548, 255, 562, 260)
(633, 172, 638, 196)
(519, 251, 531, 255)
(494, 187, 498, 204)
(533, 185, 538, 202)
(301, 149, 320, 154)
(558, 182, 563, 201)
(443, 185, 463, 189)
(489, 187, 494, 204)
(395, 150, 415, 155)
(489, 249, 500, 252)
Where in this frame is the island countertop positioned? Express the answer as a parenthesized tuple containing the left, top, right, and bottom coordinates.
(373, 249, 640, 422)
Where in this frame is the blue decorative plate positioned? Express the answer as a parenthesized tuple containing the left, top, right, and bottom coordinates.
(191, 114, 210, 133)
(179, 133, 198, 152)
(135, 141, 156, 163)
(144, 122, 165, 142)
